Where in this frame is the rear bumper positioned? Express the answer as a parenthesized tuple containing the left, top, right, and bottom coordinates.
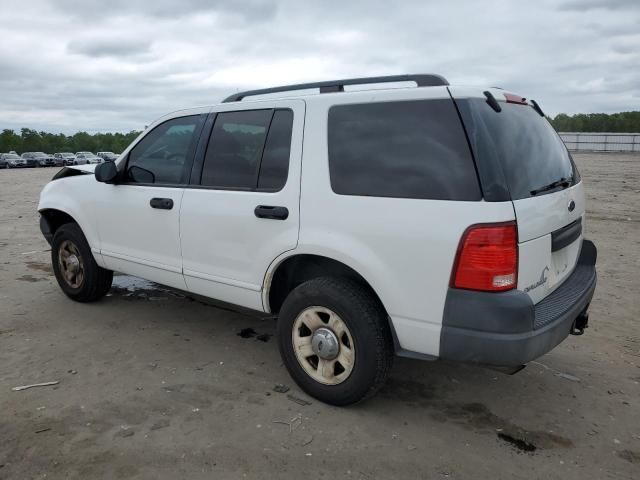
(439, 240, 597, 366)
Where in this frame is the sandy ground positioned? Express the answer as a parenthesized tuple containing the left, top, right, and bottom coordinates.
(0, 153, 638, 480)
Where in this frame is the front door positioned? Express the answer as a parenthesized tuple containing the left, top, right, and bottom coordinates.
(180, 100, 305, 310)
(96, 113, 206, 290)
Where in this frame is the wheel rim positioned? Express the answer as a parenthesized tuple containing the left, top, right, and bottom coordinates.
(292, 306, 355, 385)
(58, 240, 85, 289)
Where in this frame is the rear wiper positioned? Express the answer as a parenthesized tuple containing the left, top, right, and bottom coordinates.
(530, 177, 571, 196)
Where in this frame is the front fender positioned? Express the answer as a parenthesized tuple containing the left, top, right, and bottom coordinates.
(38, 175, 103, 262)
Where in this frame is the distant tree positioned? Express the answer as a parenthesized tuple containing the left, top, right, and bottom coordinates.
(0, 129, 22, 152)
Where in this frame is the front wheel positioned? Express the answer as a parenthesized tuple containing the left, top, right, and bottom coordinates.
(277, 277, 394, 406)
(51, 223, 113, 302)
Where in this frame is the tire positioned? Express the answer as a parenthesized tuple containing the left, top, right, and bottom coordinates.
(51, 223, 113, 302)
(277, 277, 393, 406)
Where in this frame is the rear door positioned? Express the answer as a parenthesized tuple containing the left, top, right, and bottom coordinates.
(453, 88, 584, 303)
(179, 100, 304, 310)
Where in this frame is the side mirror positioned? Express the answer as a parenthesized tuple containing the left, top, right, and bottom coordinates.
(95, 161, 118, 184)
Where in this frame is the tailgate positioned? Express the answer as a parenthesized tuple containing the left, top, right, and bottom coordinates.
(451, 87, 585, 304)
(515, 182, 585, 303)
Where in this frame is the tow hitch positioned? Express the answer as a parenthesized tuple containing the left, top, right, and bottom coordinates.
(570, 311, 589, 336)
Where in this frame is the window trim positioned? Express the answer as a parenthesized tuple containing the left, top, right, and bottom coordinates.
(192, 107, 294, 193)
(118, 113, 206, 188)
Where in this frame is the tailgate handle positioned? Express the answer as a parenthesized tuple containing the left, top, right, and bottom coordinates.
(254, 205, 289, 220)
(551, 218, 582, 252)
(150, 198, 174, 210)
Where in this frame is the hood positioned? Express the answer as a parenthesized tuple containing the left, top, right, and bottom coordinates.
(67, 164, 97, 173)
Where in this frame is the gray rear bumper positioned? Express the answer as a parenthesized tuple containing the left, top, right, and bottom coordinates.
(439, 240, 597, 366)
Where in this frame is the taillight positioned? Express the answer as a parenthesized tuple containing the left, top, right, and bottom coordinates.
(503, 92, 528, 105)
(451, 222, 518, 292)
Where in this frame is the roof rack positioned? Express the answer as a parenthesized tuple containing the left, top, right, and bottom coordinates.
(222, 74, 449, 103)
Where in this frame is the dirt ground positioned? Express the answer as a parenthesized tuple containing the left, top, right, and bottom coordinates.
(0, 153, 638, 480)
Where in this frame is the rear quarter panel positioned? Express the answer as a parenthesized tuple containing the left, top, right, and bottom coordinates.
(296, 89, 515, 357)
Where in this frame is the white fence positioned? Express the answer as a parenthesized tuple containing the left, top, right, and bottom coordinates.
(559, 132, 640, 152)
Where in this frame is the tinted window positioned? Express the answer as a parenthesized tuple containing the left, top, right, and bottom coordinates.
(328, 99, 481, 200)
(258, 110, 293, 190)
(127, 115, 201, 184)
(458, 99, 577, 200)
(201, 110, 272, 189)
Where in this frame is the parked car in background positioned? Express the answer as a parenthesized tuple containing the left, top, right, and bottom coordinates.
(2, 153, 27, 168)
(75, 152, 102, 164)
(25, 152, 57, 167)
(54, 153, 76, 166)
(20, 152, 46, 167)
(1, 153, 11, 168)
(97, 151, 118, 162)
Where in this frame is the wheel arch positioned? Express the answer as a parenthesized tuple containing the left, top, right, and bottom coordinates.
(264, 252, 389, 317)
(39, 208, 78, 236)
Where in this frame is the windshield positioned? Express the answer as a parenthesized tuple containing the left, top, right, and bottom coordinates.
(458, 99, 577, 200)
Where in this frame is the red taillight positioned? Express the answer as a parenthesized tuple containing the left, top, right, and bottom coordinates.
(451, 222, 518, 292)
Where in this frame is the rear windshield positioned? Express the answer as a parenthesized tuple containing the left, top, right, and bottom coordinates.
(457, 99, 578, 200)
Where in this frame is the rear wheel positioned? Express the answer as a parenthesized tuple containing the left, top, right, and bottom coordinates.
(51, 223, 113, 302)
(277, 277, 393, 405)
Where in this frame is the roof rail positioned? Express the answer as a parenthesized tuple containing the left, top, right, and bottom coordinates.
(222, 74, 449, 103)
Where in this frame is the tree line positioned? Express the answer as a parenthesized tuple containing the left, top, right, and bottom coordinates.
(0, 128, 141, 154)
(548, 111, 640, 133)
(1, 110, 639, 154)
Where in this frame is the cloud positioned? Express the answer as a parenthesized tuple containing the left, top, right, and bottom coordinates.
(559, 0, 640, 11)
(68, 37, 152, 58)
(0, 0, 638, 134)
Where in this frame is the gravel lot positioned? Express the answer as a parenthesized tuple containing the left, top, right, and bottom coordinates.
(1, 153, 639, 479)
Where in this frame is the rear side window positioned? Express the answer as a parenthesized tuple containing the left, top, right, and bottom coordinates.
(327, 99, 481, 201)
(458, 99, 577, 200)
(201, 109, 292, 190)
(258, 110, 293, 190)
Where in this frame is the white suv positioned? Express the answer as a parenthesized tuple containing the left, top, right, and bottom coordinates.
(38, 74, 597, 405)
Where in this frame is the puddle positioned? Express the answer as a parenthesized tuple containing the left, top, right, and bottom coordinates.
(17, 274, 46, 282)
(109, 275, 183, 300)
(497, 432, 537, 452)
(237, 328, 272, 342)
(618, 450, 640, 464)
(381, 382, 573, 453)
(439, 402, 573, 452)
(25, 261, 54, 275)
(238, 328, 257, 339)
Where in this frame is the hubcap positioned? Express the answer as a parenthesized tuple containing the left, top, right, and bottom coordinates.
(292, 306, 355, 385)
(311, 328, 340, 360)
(58, 240, 84, 289)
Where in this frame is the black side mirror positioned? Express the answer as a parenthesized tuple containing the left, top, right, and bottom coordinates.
(95, 161, 118, 184)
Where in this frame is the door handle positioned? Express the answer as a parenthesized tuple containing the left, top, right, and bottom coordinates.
(150, 198, 174, 210)
(254, 205, 289, 220)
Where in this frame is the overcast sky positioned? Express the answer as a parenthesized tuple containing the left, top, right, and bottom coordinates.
(1, 0, 639, 134)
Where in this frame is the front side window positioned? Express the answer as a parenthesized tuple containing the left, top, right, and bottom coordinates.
(126, 115, 202, 184)
(328, 99, 481, 200)
(200, 109, 293, 190)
